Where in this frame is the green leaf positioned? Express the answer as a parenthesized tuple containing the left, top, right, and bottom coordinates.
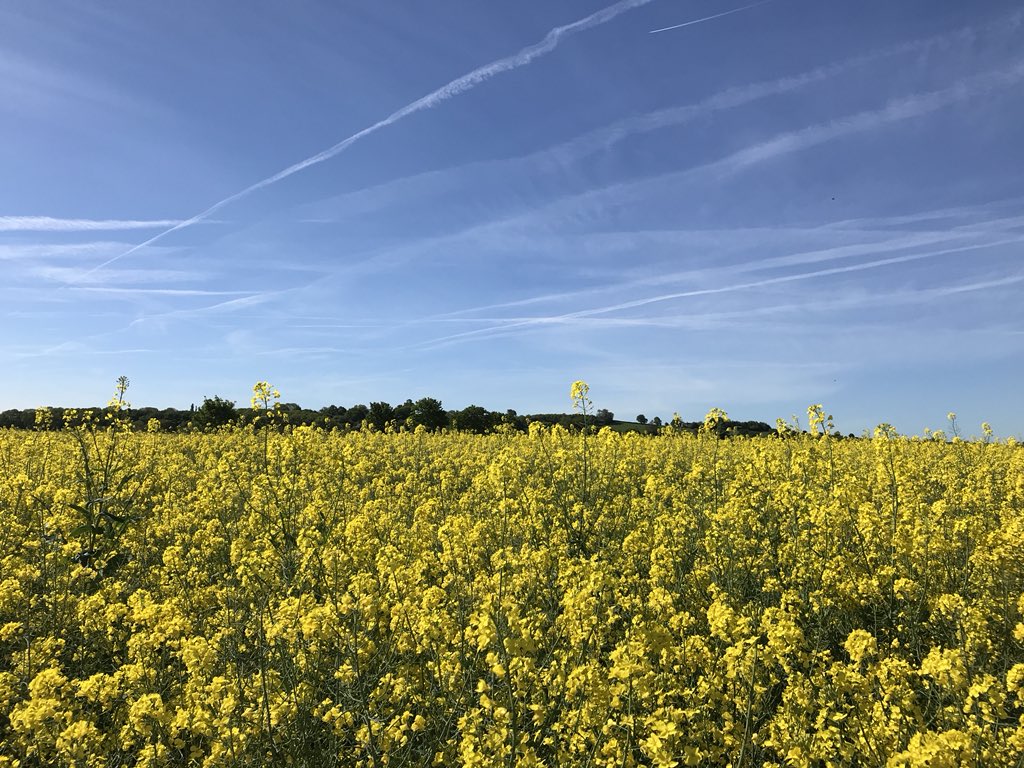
(102, 553, 129, 575)
(115, 473, 137, 492)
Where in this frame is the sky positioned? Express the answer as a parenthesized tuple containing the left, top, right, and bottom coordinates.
(2, 0, 1022, 435)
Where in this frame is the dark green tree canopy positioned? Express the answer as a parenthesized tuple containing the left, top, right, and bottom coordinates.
(0, 390, 775, 438)
(194, 396, 237, 428)
(367, 402, 395, 431)
(409, 397, 447, 431)
(451, 405, 496, 433)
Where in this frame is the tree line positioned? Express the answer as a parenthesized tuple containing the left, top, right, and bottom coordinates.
(0, 395, 777, 437)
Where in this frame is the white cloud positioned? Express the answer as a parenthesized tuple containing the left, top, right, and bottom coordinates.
(0, 216, 183, 231)
(77, 0, 659, 279)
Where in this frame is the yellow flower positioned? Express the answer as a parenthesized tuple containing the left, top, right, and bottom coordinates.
(843, 629, 877, 664)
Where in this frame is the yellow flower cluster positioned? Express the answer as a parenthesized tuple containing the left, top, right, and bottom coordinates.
(0, 414, 1022, 766)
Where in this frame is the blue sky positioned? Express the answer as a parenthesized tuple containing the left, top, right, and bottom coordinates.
(2, 0, 1023, 435)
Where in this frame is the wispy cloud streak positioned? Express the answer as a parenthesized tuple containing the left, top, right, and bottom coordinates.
(0, 241, 183, 263)
(74, 287, 248, 297)
(701, 62, 1024, 175)
(29, 265, 201, 285)
(822, 200, 1024, 232)
(422, 237, 1024, 348)
(0, 216, 182, 231)
(78, 0, 660, 280)
(430, 222, 1016, 319)
(404, 202, 1024, 344)
(556, 61, 1024, 221)
(322, 56, 1024, 286)
(10, 344, 156, 361)
(413, 271, 1024, 333)
(302, 30, 945, 225)
(649, 0, 772, 34)
(125, 293, 277, 327)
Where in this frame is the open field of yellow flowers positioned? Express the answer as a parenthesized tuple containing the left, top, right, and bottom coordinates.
(1, 386, 1023, 767)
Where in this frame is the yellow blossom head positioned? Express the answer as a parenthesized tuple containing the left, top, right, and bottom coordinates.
(844, 629, 877, 664)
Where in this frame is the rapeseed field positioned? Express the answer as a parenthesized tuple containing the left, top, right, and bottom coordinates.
(1, 387, 1022, 767)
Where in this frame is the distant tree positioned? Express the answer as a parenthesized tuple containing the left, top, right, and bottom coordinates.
(451, 405, 494, 433)
(290, 408, 321, 426)
(502, 409, 527, 431)
(129, 407, 162, 431)
(651, 416, 662, 427)
(636, 414, 647, 425)
(194, 396, 237, 429)
(0, 409, 35, 429)
(410, 397, 447, 431)
(342, 404, 369, 428)
(367, 402, 394, 431)
(595, 408, 614, 426)
(159, 407, 190, 431)
(393, 399, 415, 425)
(318, 404, 342, 428)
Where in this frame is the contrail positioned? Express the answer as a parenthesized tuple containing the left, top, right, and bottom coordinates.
(0, 216, 182, 232)
(649, 0, 773, 34)
(420, 237, 1024, 348)
(76, 0, 658, 281)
